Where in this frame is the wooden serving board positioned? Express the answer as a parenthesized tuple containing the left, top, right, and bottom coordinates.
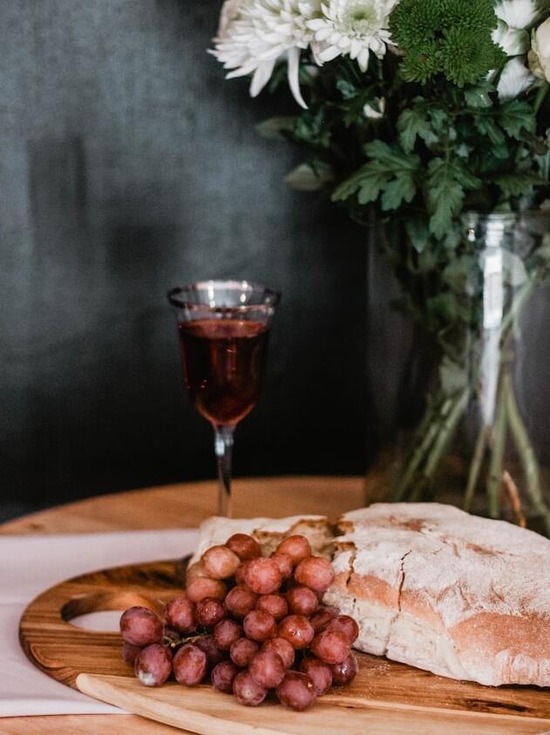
(19, 559, 550, 735)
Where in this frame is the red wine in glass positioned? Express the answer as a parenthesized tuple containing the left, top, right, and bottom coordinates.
(178, 318, 269, 426)
(168, 281, 280, 517)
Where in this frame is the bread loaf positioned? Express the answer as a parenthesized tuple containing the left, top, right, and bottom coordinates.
(323, 502, 550, 687)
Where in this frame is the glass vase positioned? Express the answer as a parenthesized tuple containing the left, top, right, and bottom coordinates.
(366, 210, 550, 536)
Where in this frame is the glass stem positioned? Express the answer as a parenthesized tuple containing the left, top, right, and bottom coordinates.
(214, 424, 234, 517)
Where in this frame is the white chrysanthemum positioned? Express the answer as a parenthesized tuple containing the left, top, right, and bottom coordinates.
(494, 0, 538, 30)
(529, 17, 550, 81)
(211, 0, 321, 108)
(492, 19, 530, 55)
(497, 56, 535, 99)
(307, 0, 398, 72)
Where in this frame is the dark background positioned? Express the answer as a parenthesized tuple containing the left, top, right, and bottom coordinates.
(0, 0, 368, 521)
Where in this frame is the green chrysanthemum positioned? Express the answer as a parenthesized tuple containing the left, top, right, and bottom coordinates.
(390, 0, 507, 87)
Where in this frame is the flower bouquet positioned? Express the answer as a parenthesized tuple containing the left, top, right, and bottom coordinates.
(211, 0, 550, 532)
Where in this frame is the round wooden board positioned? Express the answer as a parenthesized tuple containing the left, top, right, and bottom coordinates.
(19, 559, 550, 735)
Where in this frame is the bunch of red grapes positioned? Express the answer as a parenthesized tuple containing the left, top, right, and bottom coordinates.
(120, 532, 359, 711)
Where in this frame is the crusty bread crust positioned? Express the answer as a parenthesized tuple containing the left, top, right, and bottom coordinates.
(323, 503, 550, 687)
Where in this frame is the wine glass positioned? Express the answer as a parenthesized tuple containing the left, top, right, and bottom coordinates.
(167, 279, 280, 517)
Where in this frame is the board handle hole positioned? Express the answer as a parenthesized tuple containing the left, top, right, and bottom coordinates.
(61, 591, 163, 632)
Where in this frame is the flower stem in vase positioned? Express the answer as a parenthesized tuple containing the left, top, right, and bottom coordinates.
(393, 391, 450, 501)
(486, 370, 509, 520)
(463, 425, 490, 513)
(394, 385, 469, 502)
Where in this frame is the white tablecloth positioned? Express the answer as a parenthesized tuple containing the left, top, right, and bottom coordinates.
(0, 529, 198, 716)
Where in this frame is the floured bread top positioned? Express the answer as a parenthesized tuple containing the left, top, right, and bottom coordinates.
(334, 503, 550, 629)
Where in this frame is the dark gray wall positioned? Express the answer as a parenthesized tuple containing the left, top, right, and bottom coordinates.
(0, 0, 367, 520)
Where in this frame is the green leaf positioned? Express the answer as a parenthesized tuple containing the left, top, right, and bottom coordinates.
(426, 158, 466, 238)
(333, 141, 420, 209)
(397, 108, 429, 153)
(405, 216, 430, 252)
(357, 169, 393, 205)
(336, 79, 359, 100)
(427, 107, 449, 136)
(498, 98, 536, 139)
(363, 140, 418, 170)
(474, 113, 506, 146)
(425, 158, 482, 238)
(463, 81, 494, 109)
(331, 164, 384, 201)
(451, 163, 483, 190)
(381, 172, 417, 210)
(488, 142, 512, 160)
(293, 107, 332, 148)
(493, 172, 541, 198)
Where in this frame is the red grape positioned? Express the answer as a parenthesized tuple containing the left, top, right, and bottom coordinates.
(310, 606, 338, 632)
(211, 660, 241, 694)
(261, 637, 295, 669)
(331, 652, 359, 686)
(134, 643, 172, 687)
(186, 576, 226, 603)
(226, 533, 262, 561)
(194, 634, 226, 672)
(277, 614, 314, 650)
(325, 615, 359, 644)
(121, 641, 142, 665)
(120, 606, 163, 647)
(185, 560, 209, 582)
(249, 649, 286, 688)
(276, 671, 317, 711)
(243, 609, 277, 642)
(172, 643, 208, 686)
(243, 557, 283, 595)
(224, 585, 258, 618)
(255, 593, 288, 620)
(230, 637, 259, 667)
(270, 552, 293, 579)
(232, 670, 268, 707)
(165, 596, 196, 633)
(234, 560, 251, 586)
(202, 544, 241, 579)
(195, 596, 226, 627)
(275, 535, 311, 566)
(294, 556, 335, 593)
(310, 629, 351, 665)
(300, 657, 333, 695)
(286, 585, 319, 616)
(213, 618, 243, 650)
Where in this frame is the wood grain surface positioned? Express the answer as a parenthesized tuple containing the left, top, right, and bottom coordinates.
(19, 556, 550, 735)
(0, 476, 365, 535)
